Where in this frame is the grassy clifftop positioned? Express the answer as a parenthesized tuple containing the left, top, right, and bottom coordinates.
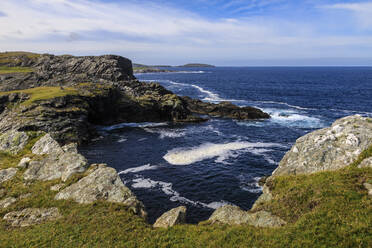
(0, 143, 370, 247)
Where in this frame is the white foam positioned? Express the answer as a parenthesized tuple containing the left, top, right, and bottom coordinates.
(163, 141, 284, 165)
(239, 176, 263, 193)
(102, 122, 168, 131)
(254, 100, 315, 110)
(118, 164, 158, 175)
(117, 138, 127, 143)
(130, 176, 230, 209)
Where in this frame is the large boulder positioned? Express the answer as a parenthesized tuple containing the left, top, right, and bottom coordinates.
(24, 137, 88, 182)
(0, 130, 28, 154)
(0, 168, 18, 184)
(153, 206, 187, 228)
(273, 115, 372, 176)
(55, 164, 146, 218)
(3, 208, 61, 227)
(208, 205, 286, 227)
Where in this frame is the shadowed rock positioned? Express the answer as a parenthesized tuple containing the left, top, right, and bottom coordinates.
(153, 206, 187, 228)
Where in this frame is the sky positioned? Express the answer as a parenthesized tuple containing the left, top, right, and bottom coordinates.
(1, 0, 372, 66)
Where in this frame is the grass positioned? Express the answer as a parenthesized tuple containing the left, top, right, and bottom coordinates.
(0, 66, 33, 74)
(0, 86, 78, 107)
(0, 136, 371, 247)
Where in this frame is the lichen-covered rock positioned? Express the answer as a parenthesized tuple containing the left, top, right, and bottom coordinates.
(17, 157, 31, 169)
(358, 157, 372, 169)
(0, 168, 18, 184)
(55, 165, 146, 218)
(273, 115, 372, 176)
(3, 207, 61, 227)
(153, 206, 186, 228)
(31, 133, 63, 155)
(208, 205, 286, 227)
(0, 130, 28, 154)
(24, 135, 88, 182)
(50, 183, 65, 192)
(251, 185, 272, 211)
(0, 197, 17, 208)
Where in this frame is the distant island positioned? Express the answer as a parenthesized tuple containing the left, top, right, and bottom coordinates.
(178, 63, 215, 68)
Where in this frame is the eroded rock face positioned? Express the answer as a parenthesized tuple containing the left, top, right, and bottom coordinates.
(0, 130, 28, 154)
(208, 205, 286, 227)
(24, 136, 88, 182)
(55, 164, 146, 218)
(0, 168, 18, 184)
(153, 206, 186, 228)
(3, 208, 61, 227)
(273, 115, 372, 176)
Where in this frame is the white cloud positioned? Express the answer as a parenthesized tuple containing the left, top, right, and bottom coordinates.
(0, 0, 371, 65)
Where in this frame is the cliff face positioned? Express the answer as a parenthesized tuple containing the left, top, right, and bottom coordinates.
(0, 52, 269, 144)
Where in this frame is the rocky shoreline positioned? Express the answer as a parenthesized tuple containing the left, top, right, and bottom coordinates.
(0, 52, 371, 231)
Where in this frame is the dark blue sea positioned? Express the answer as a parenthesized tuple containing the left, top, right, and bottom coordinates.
(80, 67, 372, 223)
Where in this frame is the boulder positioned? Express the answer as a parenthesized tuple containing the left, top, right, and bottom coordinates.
(208, 205, 286, 227)
(358, 157, 372, 169)
(251, 185, 273, 211)
(0, 130, 28, 154)
(24, 136, 88, 182)
(3, 207, 61, 227)
(55, 165, 146, 218)
(0, 168, 18, 184)
(153, 206, 187, 228)
(273, 115, 372, 176)
(50, 183, 65, 192)
(0, 197, 17, 208)
(31, 133, 63, 155)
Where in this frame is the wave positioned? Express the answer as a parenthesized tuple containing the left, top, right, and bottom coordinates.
(238, 176, 262, 193)
(163, 141, 284, 165)
(329, 108, 372, 116)
(130, 176, 230, 209)
(253, 100, 315, 110)
(143, 127, 187, 139)
(118, 164, 158, 175)
(102, 122, 168, 131)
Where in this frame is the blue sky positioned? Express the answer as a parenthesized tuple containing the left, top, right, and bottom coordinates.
(1, 0, 372, 65)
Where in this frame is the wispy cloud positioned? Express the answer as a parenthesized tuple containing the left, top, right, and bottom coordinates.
(0, 0, 371, 65)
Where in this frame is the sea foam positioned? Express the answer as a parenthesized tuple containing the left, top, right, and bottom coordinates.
(163, 141, 283, 165)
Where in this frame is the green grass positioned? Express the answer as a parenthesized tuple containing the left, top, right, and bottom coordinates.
(0, 86, 78, 107)
(0, 139, 371, 247)
(0, 66, 33, 74)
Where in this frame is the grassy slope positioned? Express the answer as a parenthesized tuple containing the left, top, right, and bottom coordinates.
(0, 140, 371, 247)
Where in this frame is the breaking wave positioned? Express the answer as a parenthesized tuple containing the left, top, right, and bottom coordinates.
(118, 164, 158, 175)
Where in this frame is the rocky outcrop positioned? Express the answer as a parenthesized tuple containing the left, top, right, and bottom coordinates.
(24, 138, 88, 182)
(182, 96, 270, 120)
(208, 205, 286, 227)
(55, 164, 146, 218)
(272, 115, 372, 176)
(3, 208, 61, 227)
(153, 206, 187, 228)
(0, 130, 29, 154)
(0, 168, 18, 184)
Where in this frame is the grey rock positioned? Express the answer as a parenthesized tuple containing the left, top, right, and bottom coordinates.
(0, 130, 29, 154)
(273, 115, 372, 176)
(19, 193, 32, 199)
(0, 168, 18, 184)
(363, 183, 372, 196)
(55, 165, 146, 218)
(153, 206, 186, 228)
(358, 157, 372, 169)
(50, 184, 65, 192)
(3, 207, 61, 227)
(0, 197, 17, 208)
(31, 133, 63, 155)
(251, 185, 272, 211)
(17, 157, 31, 169)
(208, 205, 286, 227)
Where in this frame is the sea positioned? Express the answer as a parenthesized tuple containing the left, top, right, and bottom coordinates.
(79, 67, 372, 223)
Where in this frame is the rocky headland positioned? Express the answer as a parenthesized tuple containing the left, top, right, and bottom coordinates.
(0, 51, 371, 247)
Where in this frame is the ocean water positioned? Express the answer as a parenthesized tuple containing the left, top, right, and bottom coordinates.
(80, 67, 372, 223)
